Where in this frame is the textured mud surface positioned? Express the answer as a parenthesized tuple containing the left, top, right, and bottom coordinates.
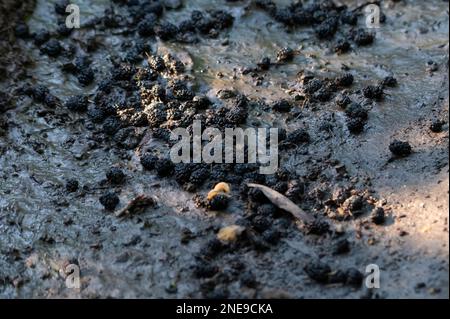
(0, 0, 448, 298)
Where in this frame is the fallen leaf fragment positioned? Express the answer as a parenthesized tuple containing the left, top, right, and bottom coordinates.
(115, 194, 155, 217)
(247, 183, 314, 224)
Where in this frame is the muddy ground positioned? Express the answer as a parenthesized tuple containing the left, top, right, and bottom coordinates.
(0, 0, 448, 299)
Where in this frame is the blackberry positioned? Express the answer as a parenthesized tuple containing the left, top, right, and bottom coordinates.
(345, 268, 363, 287)
(335, 73, 354, 87)
(285, 129, 310, 145)
(380, 76, 397, 88)
(103, 116, 121, 135)
(147, 55, 165, 72)
(174, 163, 193, 184)
(430, 120, 444, 133)
(40, 39, 63, 57)
(313, 87, 332, 102)
(170, 81, 194, 101)
(305, 219, 330, 235)
(33, 29, 50, 46)
(207, 193, 229, 210)
(240, 271, 257, 288)
(353, 29, 375, 46)
(346, 118, 365, 134)
(225, 106, 248, 124)
(251, 215, 271, 233)
(112, 64, 136, 81)
(155, 158, 174, 177)
(271, 99, 291, 112)
(257, 57, 271, 70)
(154, 22, 178, 41)
(303, 79, 323, 94)
(65, 179, 79, 193)
(370, 207, 385, 225)
(363, 85, 383, 100)
(276, 47, 294, 63)
(262, 229, 280, 245)
(314, 17, 338, 39)
(189, 167, 209, 186)
(192, 95, 211, 110)
(345, 103, 367, 120)
(99, 192, 120, 210)
(304, 261, 331, 283)
(389, 140, 412, 157)
(334, 39, 351, 54)
(333, 239, 350, 255)
(77, 68, 95, 86)
(335, 94, 351, 108)
(43, 93, 61, 108)
(106, 167, 126, 185)
(87, 107, 107, 123)
(211, 10, 234, 29)
(137, 17, 156, 37)
(65, 95, 88, 112)
(32, 85, 49, 103)
(146, 108, 166, 127)
(140, 154, 158, 170)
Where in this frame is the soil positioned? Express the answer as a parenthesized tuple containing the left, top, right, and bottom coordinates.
(0, 0, 448, 299)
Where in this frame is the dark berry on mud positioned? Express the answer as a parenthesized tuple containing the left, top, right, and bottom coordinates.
(15, 23, 30, 38)
(56, 23, 73, 37)
(65, 179, 79, 193)
(271, 99, 291, 112)
(174, 163, 193, 184)
(285, 128, 310, 145)
(33, 29, 51, 46)
(194, 262, 218, 278)
(247, 187, 268, 203)
(313, 88, 332, 102)
(430, 120, 445, 133)
(380, 76, 398, 88)
(345, 103, 368, 120)
(340, 10, 358, 25)
(257, 57, 271, 70)
(346, 118, 366, 134)
(389, 140, 412, 157)
(276, 47, 295, 63)
(40, 39, 63, 57)
(334, 39, 351, 54)
(370, 207, 385, 225)
(353, 29, 375, 46)
(155, 22, 179, 41)
(251, 215, 272, 233)
(137, 16, 156, 37)
(363, 85, 384, 100)
(55, 0, 69, 15)
(305, 219, 330, 235)
(335, 73, 354, 87)
(170, 81, 194, 101)
(43, 93, 61, 108)
(65, 95, 88, 112)
(207, 193, 229, 211)
(99, 192, 120, 210)
(77, 68, 95, 86)
(304, 261, 331, 284)
(343, 195, 364, 214)
(225, 105, 248, 124)
(314, 17, 338, 39)
(335, 94, 351, 108)
(345, 268, 364, 287)
(211, 10, 234, 29)
(262, 229, 280, 245)
(141, 154, 158, 171)
(112, 64, 136, 81)
(155, 158, 174, 177)
(303, 78, 323, 94)
(333, 238, 350, 255)
(189, 167, 209, 186)
(240, 271, 257, 288)
(328, 270, 347, 284)
(32, 85, 49, 103)
(192, 95, 211, 110)
(106, 167, 126, 185)
(87, 107, 106, 123)
(201, 238, 225, 257)
(103, 116, 121, 135)
(146, 108, 167, 127)
(285, 180, 304, 200)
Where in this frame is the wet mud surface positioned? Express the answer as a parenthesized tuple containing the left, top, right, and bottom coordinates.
(0, 0, 449, 298)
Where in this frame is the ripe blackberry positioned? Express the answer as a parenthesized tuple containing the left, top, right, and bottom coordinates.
(106, 167, 126, 185)
(271, 99, 291, 112)
(40, 39, 63, 57)
(207, 193, 229, 210)
(154, 22, 179, 41)
(276, 47, 294, 63)
(146, 108, 166, 128)
(335, 94, 351, 108)
(99, 192, 120, 210)
(389, 140, 412, 157)
(77, 68, 95, 86)
(370, 207, 385, 225)
(304, 261, 331, 283)
(189, 167, 209, 186)
(140, 153, 158, 170)
(65, 95, 88, 112)
(363, 85, 383, 100)
(345, 103, 368, 120)
(335, 73, 354, 87)
(155, 158, 174, 177)
(65, 179, 79, 193)
(103, 116, 121, 135)
(147, 55, 165, 72)
(353, 29, 375, 46)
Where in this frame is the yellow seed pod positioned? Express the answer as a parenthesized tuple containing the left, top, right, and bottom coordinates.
(207, 190, 220, 201)
(213, 182, 231, 194)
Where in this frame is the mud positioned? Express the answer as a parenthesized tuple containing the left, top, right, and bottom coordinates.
(0, 0, 448, 299)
